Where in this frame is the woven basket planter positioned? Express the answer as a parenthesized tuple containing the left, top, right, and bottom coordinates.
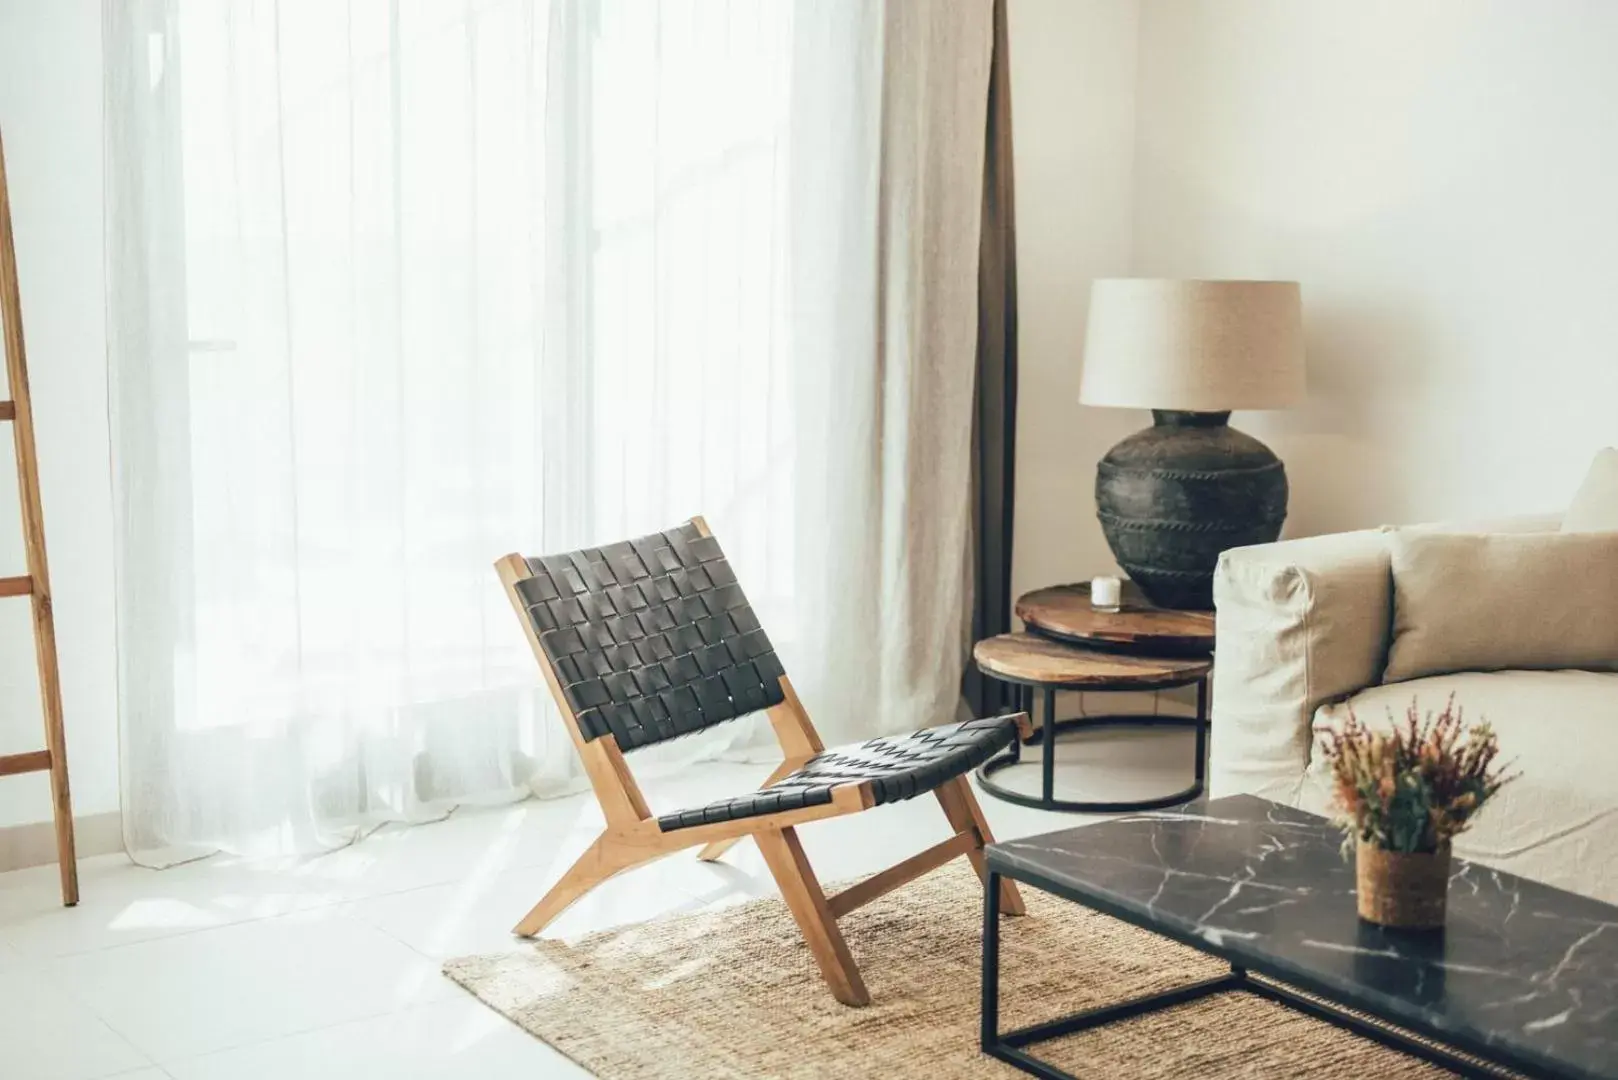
(1355, 839, 1450, 930)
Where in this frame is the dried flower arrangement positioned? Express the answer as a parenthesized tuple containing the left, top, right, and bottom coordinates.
(1320, 698, 1515, 856)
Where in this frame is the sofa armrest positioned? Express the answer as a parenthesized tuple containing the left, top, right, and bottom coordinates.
(1209, 529, 1394, 802)
(1208, 511, 1563, 804)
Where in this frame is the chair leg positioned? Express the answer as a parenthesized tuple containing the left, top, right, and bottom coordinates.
(512, 832, 660, 938)
(936, 775, 1026, 916)
(697, 758, 801, 863)
(696, 836, 745, 862)
(754, 826, 871, 1007)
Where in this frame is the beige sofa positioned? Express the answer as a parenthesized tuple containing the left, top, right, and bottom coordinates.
(1209, 512, 1618, 904)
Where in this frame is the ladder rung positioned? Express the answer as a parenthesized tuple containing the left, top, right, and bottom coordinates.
(0, 574, 32, 597)
(0, 749, 52, 778)
(0, 401, 13, 420)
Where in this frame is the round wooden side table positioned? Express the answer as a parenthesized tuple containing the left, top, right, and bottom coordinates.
(972, 632, 1212, 813)
(1015, 580, 1215, 657)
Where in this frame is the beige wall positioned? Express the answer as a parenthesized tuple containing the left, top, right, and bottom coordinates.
(1007, 1, 1186, 720)
(1133, 0, 1618, 536)
(1006, 0, 1139, 598)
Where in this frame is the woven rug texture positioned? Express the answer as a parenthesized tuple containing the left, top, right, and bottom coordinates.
(444, 861, 1459, 1079)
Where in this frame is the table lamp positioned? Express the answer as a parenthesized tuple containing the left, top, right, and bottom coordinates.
(1079, 279, 1305, 611)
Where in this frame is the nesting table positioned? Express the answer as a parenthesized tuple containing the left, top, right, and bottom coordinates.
(972, 582, 1214, 814)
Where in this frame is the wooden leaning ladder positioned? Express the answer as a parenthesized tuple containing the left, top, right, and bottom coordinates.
(0, 130, 78, 906)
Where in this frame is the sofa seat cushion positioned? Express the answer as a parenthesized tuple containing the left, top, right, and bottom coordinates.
(1303, 670, 1618, 904)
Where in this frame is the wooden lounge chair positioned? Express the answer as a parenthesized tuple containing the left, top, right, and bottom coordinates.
(495, 517, 1028, 1005)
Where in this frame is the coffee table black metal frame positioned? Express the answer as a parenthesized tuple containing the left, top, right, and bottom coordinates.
(974, 672, 1209, 814)
(981, 865, 1543, 1080)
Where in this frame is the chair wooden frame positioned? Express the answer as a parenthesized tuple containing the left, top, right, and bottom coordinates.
(495, 518, 1027, 1006)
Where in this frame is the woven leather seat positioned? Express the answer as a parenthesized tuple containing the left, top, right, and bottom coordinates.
(658, 716, 1017, 830)
(496, 518, 1029, 1007)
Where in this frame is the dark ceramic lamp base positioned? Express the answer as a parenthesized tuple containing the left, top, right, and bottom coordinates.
(1096, 410, 1287, 611)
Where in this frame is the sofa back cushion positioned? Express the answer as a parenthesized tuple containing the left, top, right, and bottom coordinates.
(1384, 530, 1618, 683)
(1563, 447, 1618, 533)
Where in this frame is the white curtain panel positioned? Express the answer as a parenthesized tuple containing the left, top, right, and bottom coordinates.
(104, 0, 993, 862)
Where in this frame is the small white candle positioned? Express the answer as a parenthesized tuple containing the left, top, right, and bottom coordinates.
(1091, 575, 1122, 612)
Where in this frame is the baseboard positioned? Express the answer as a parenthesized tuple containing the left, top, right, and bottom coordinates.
(0, 811, 124, 874)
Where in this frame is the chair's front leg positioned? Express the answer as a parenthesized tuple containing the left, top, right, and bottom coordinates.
(936, 775, 1026, 916)
(512, 831, 668, 937)
(754, 826, 871, 1006)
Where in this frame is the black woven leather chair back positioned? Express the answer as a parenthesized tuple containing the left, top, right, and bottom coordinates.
(510, 520, 788, 751)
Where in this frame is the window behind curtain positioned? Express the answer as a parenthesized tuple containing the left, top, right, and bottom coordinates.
(108, 0, 811, 857)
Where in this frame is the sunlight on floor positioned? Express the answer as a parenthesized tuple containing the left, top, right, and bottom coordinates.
(0, 738, 1194, 1078)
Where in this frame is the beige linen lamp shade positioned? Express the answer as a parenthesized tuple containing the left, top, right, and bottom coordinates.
(1079, 279, 1305, 411)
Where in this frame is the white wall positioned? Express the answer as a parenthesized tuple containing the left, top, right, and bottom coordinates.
(1133, 0, 1618, 535)
(1008, 1, 1189, 722)
(1007, 0, 1140, 598)
(0, 0, 119, 831)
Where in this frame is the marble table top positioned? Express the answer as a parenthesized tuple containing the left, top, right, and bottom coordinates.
(987, 795, 1617, 1080)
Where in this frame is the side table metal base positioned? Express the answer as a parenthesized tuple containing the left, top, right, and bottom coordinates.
(976, 715, 1207, 813)
(975, 680, 1208, 815)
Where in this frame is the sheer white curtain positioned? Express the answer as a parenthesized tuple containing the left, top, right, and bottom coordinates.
(105, 0, 993, 862)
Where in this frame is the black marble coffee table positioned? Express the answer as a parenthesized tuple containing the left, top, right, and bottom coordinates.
(981, 795, 1618, 1080)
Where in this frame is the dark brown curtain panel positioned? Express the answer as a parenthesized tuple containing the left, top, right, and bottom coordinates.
(964, 0, 1019, 718)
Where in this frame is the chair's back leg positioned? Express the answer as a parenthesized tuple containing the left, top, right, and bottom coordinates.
(754, 826, 870, 1006)
(936, 775, 1026, 916)
(696, 835, 744, 863)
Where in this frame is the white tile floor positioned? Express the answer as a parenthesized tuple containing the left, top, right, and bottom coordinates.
(0, 729, 1198, 1079)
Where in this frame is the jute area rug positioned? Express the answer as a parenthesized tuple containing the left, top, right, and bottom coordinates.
(444, 862, 1457, 1079)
